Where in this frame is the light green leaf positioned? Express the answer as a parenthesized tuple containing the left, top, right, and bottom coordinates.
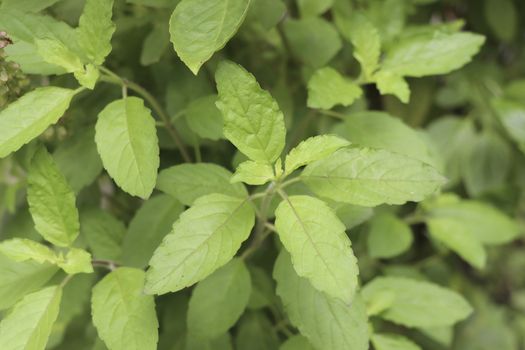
(185, 95, 224, 140)
(274, 252, 369, 350)
(28, 147, 80, 247)
(284, 135, 350, 175)
(53, 127, 103, 193)
(170, 0, 251, 74)
(80, 208, 126, 261)
(0, 87, 76, 158)
(187, 258, 251, 339)
(140, 21, 170, 66)
(302, 148, 445, 207)
(374, 70, 410, 103)
(0, 0, 60, 12)
(371, 333, 422, 350)
(122, 195, 184, 268)
(0, 238, 58, 264)
(92, 268, 158, 350)
(231, 160, 275, 185)
(382, 31, 485, 77)
(95, 97, 159, 199)
(332, 111, 436, 166)
(0, 286, 62, 350)
(368, 213, 413, 259)
(73, 63, 100, 89)
(0, 252, 58, 310)
(35, 38, 83, 73)
(297, 0, 332, 17)
(283, 17, 342, 68)
(157, 163, 247, 206)
(216, 61, 286, 163)
(307, 67, 362, 110)
(76, 0, 116, 65)
(59, 248, 93, 274)
(361, 276, 472, 327)
(275, 195, 358, 303)
(280, 335, 315, 350)
(145, 194, 255, 295)
(335, 11, 381, 79)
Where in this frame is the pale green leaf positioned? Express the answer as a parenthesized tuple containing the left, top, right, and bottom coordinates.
(361, 276, 472, 327)
(53, 127, 103, 193)
(92, 268, 158, 350)
(371, 333, 422, 350)
(156, 163, 247, 206)
(297, 0, 332, 17)
(274, 252, 369, 350)
(374, 70, 410, 103)
(280, 335, 315, 350)
(368, 213, 413, 259)
(122, 194, 184, 268)
(27, 147, 80, 247)
(170, 0, 251, 74)
(145, 194, 255, 295)
(0, 238, 58, 264)
(0, 87, 76, 158)
(187, 259, 251, 339)
(332, 111, 436, 166)
(275, 195, 358, 303)
(382, 31, 485, 77)
(35, 38, 83, 73)
(0, 0, 60, 12)
(80, 208, 126, 261)
(58, 248, 93, 274)
(185, 95, 224, 140)
(335, 11, 381, 79)
(0, 286, 62, 350)
(231, 160, 275, 185)
(216, 61, 286, 163)
(302, 148, 445, 207)
(140, 21, 170, 66)
(76, 0, 116, 65)
(283, 17, 342, 68)
(73, 63, 100, 89)
(0, 252, 58, 310)
(307, 67, 362, 110)
(95, 97, 160, 199)
(284, 135, 350, 175)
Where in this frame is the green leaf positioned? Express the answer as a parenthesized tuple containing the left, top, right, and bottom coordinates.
(122, 195, 184, 268)
(367, 213, 413, 259)
(27, 147, 80, 247)
(80, 208, 126, 261)
(0, 0, 60, 12)
(332, 111, 436, 166)
(280, 335, 315, 350)
(302, 148, 445, 207)
(275, 195, 358, 303)
(0, 87, 76, 158)
(235, 312, 279, 350)
(484, 0, 517, 42)
(185, 95, 224, 140)
(491, 99, 525, 154)
(157, 163, 247, 206)
(284, 135, 350, 175)
(374, 70, 410, 103)
(381, 31, 485, 77)
(53, 127, 103, 193)
(247, 266, 275, 310)
(35, 38, 83, 73)
(59, 248, 93, 274)
(95, 97, 160, 199)
(73, 63, 100, 89)
(169, 0, 251, 74)
(187, 258, 251, 339)
(216, 61, 286, 163)
(140, 21, 170, 66)
(283, 17, 342, 68)
(0, 252, 58, 310)
(274, 252, 369, 350)
(297, 0, 332, 17)
(0, 286, 62, 350)
(371, 333, 422, 350)
(76, 0, 116, 65)
(307, 67, 362, 110)
(92, 268, 159, 350)
(145, 194, 255, 295)
(0, 238, 58, 264)
(361, 276, 472, 327)
(231, 160, 275, 185)
(335, 11, 381, 79)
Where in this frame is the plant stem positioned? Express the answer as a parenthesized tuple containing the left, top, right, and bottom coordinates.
(92, 259, 120, 271)
(99, 67, 192, 163)
(315, 109, 347, 120)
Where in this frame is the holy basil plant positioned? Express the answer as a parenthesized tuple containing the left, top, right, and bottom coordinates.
(1, 0, 524, 349)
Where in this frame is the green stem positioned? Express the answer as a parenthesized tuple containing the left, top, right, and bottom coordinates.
(91, 259, 120, 271)
(99, 67, 192, 163)
(315, 109, 347, 120)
